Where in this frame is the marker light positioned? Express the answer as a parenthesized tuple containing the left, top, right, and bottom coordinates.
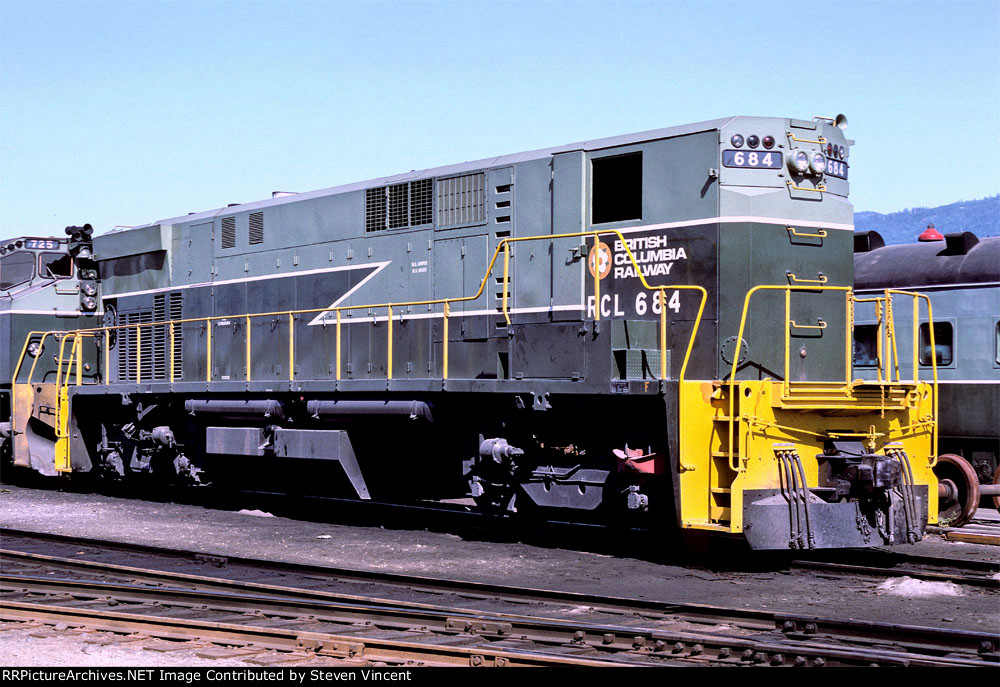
(730, 134, 744, 148)
(747, 135, 760, 148)
(786, 149, 809, 174)
(838, 145, 846, 159)
(763, 136, 775, 149)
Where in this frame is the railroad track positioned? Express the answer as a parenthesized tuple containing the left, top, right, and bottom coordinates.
(929, 515, 1000, 546)
(791, 549, 1000, 587)
(1, 530, 997, 667)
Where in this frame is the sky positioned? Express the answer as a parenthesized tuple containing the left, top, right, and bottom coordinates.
(1, 0, 998, 241)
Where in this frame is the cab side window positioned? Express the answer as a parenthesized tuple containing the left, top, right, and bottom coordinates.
(592, 152, 642, 224)
(853, 324, 879, 366)
(919, 322, 953, 366)
(0, 252, 35, 290)
(39, 253, 73, 278)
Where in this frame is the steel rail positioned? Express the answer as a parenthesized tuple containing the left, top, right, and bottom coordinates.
(2, 532, 996, 666)
(0, 599, 617, 668)
(0, 576, 990, 666)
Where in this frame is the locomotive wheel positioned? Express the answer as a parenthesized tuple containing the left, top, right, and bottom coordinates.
(934, 453, 980, 527)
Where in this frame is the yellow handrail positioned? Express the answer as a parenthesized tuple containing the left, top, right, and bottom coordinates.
(728, 286, 938, 470)
(786, 271, 828, 285)
(786, 131, 827, 145)
(13, 229, 710, 397)
(786, 180, 827, 193)
(786, 226, 827, 239)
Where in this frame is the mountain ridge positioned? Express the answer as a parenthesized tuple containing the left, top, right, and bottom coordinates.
(854, 195, 998, 245)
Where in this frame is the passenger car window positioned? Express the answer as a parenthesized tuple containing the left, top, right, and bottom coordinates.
(0, 252, 35, 290)
(919, 322, 953, 366)
(853, 324, 879, 367)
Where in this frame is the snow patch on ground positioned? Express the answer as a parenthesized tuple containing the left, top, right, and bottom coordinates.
(236, 509, 274, 518)
(878, 576, 964, 597)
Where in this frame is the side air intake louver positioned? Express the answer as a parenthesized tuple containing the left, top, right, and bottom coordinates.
(249, 212, 264, 245)
(221, 216, 236, 249)
(117, 292, 182, 382)
(436, 173, 485, 227)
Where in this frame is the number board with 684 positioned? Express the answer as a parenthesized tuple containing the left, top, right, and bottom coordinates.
(722, 150, 848, 178)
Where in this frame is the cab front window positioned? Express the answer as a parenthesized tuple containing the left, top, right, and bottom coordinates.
(0, 252, 35, 290)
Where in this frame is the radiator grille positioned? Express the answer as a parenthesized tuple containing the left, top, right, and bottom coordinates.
(366, 179, 434, 232)
(387, 184, 409, 229)
(410, 178, 433, 225)
(221, 216, 236, 249)
(365, 188, 386, 233)
(437, 173, 484, 227)
(248, 212, 264, 245)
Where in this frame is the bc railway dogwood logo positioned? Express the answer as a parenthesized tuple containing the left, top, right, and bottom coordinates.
(588, 241, 612, 280)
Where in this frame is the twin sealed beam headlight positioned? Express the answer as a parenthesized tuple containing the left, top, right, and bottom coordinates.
(786, 148, 828, 177)
(808, 151, 827, 175)
(786, 149, 809, 174)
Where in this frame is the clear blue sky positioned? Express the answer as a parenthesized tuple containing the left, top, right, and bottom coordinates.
(1, 0, 998, 240)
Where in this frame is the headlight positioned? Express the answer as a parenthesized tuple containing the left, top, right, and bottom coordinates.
(28, 341, 44, 358)
(786, 149, 809, 174)
(809, 152, 827, 175)
(81, 296, 97, 311)
(81, 282, 97, 296)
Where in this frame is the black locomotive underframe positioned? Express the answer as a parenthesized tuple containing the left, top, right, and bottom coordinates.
(64, 379, 684, 524)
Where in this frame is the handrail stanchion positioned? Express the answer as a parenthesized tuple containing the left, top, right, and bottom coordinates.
(912, 297, 919, 384)
(659, 288, 666, 379)
(169, 323, 175, 383)
(845, 291, 853, 394)
(136, 325, 141, 384)
(74, 335, 82, 387)
(288, 313, 294, 381)
(502, 242, 511, 326)
(784, 289, 791, 396)
(105, 329, 111, 385)
(875, 300, 884, 384)
(593, 232, 600, 323)
(206, 318, 213, 383)
(336, 309, 342, 381)
(443, 301, 450, 380)
(245, 315, 252, 382)
(387, 304, 393, 380)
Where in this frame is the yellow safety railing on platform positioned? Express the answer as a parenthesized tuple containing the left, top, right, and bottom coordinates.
(12, 229, 709, 423)
(725, 285, 938, 472)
